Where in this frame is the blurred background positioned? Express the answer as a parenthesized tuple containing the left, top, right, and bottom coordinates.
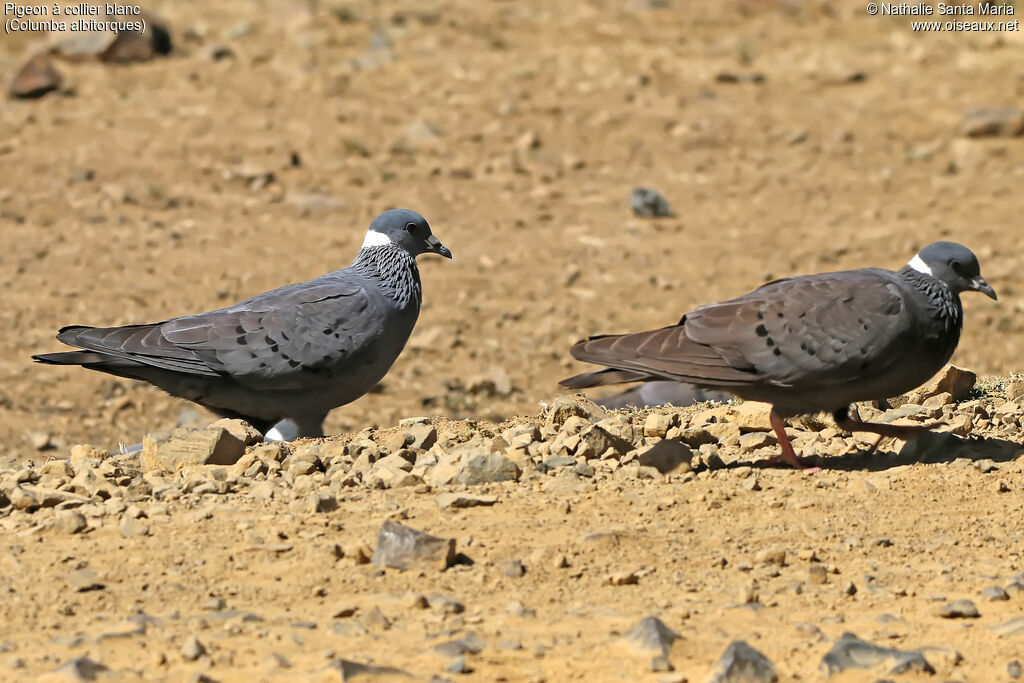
(1, 0, 1021, 459)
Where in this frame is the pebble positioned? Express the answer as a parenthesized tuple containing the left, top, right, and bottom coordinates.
(937, 599, 979, 619)
(53, 511, 87, 535)
(8, 54, 62, 99)
(498, 559, 526, 577)
(820, 632, 934, 675)
(181, 635, 206, 661)
(981, 586, 1010, 601)
(120, 517, 151, 538)
(619, 617, 679, 657)
(370, 521, 455, 571)
(707, 641, 777, 683)
(631, 187, 672, 217)
(46, 657, 109, 681)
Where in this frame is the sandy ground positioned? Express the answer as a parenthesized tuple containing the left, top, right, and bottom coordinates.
(1, 0, 1024, 680)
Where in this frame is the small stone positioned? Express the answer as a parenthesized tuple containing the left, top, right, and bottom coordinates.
(606, 569, 640, 586)
(181, 635, 206, 661)
(63, 569, 104, 592)
(820, 632, 934, 675)
(974, 459, 999, 474)
(808, 564, 828, 584)
(361, 606, 391, 630)
(434, 632, 484, 658)
(342, 542, 372, 565)
(45, 657, 109, 681)
(650, 655, 674, 672)
(631, 187, 672, 217)
(427, 595, 465, 614)
(937, 599, 979, 619)
(209, 418, 263, 445)
(141, 427, 247, 472)
(843, 580, 857, 596)
(499, 559, 526, 577)
(1009, 660, 1022, 678)
(322, 659, 412, 680)
(9, 54, 62, 99)
(120, 517, 151, 538)
(754, 548, 785, 567)
(445, 656, 471, 674)
(618, 617, 679, 657)
(638, 440, 693, 475)
(981, 586, 1010, 601)
(455, 453, 520, 485)
(707, 641, 777, 683)
(371, 521, 455, 571)
(53, 511, 87, 535)
(403, 592, 429, 610)
(308, 492, 338, 513)
(202, 597, 227, 611)
(437, 493, 498, 509)
(960, 107, 1024, 138)
(644, 413, 675, 438)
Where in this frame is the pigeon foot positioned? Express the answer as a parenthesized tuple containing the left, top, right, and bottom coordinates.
(768, 408, 820, 471)
(832, 407, 942, 447)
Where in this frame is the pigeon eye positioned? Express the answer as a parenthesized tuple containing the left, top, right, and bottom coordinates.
(950, 260, 963, 274)
(404, 222, 417, 233)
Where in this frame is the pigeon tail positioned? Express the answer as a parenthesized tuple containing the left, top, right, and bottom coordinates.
(559, 367, 654, 389)
(566, 329, 762, 387)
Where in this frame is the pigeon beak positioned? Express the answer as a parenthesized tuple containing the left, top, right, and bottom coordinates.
(425, 235, 453, 260)
(970, 276, 997, 300)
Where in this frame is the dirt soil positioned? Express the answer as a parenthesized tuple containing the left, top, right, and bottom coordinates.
(2, 0, 1024, 680)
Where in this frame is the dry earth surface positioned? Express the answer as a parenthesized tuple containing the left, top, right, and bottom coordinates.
(2, 0, 1024, 680)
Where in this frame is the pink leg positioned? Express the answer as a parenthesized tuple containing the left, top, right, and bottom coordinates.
(832, 407, 941, 448)
(766, 409, 819, 470)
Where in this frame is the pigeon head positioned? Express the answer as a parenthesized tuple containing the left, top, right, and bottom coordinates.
(362, 209, 452, 260)
(908, 241, 996, 300)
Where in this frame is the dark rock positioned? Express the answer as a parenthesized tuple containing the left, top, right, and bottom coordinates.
(371, 521, 455, 571)
(619, 616, 679, 657)
(1009, 660, 1022, 678)
(820, 632, 934, 676)
(631, 187, 673, 217)
(707, 641, 777, 683)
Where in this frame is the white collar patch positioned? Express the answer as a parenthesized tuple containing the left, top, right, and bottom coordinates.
(361, 230, 393, 249)
(908, 253, 932, 276)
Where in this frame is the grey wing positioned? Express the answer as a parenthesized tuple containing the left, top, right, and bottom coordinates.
(685, 271, 912, 388)
(161, 279, 380, 391)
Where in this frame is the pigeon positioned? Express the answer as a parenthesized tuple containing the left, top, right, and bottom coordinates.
(594, 381, 731, 411)
(34, 209, 452, 440)
(561, 241, 997, 468)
